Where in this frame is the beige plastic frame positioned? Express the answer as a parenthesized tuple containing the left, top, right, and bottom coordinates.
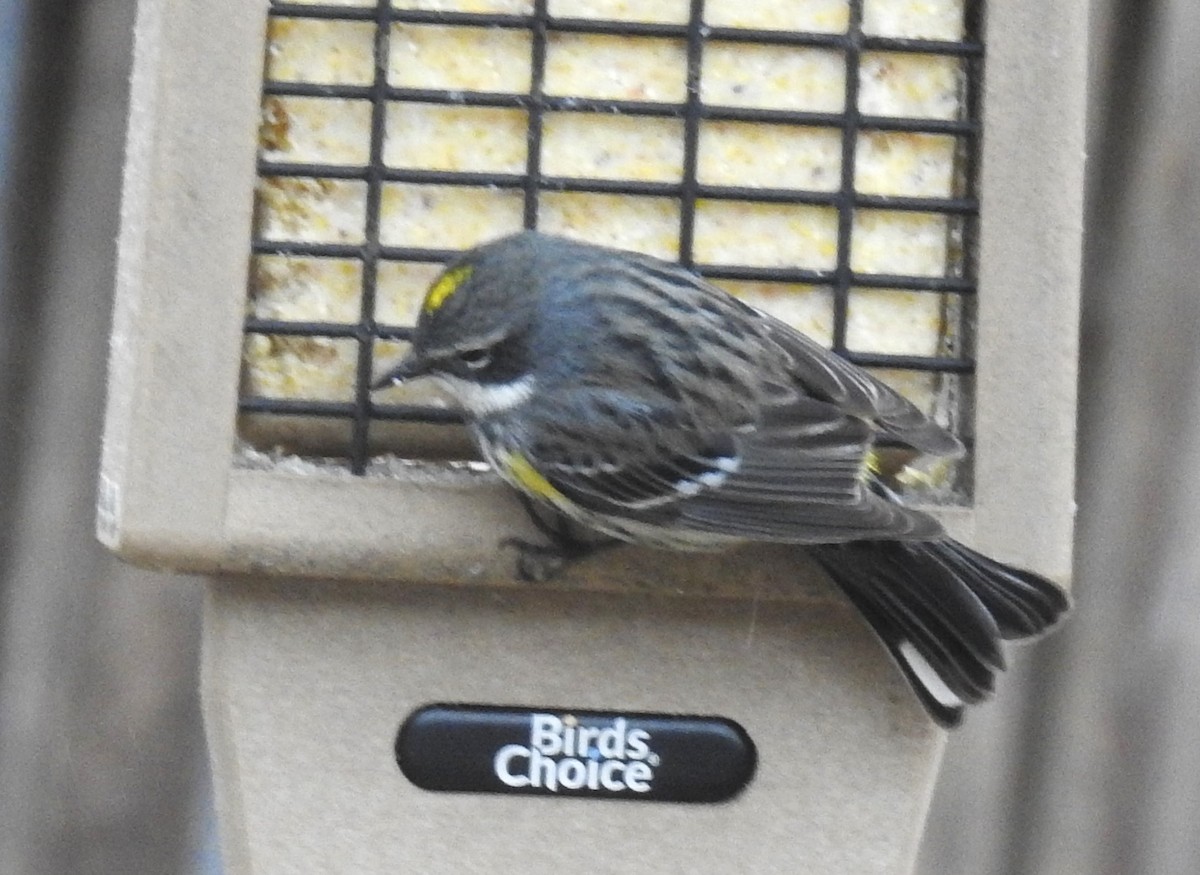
(99, 0, 1084, 594)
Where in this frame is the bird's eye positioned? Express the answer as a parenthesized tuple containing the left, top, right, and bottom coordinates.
(457, 346, 492, 370)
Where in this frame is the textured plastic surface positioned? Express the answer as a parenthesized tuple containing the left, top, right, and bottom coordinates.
(203, 579, 948, 875)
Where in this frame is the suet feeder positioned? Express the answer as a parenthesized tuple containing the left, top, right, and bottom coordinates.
(99, 0, 1086, 872)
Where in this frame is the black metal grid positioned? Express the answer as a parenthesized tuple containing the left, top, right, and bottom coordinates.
(244, 0, 983, 475)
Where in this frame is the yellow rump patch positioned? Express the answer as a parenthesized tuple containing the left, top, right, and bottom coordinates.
(423, 264, 474, 314)
(505, 452, 566, 503)
(861, 450, 883, 481)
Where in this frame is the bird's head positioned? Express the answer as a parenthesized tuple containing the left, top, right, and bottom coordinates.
(372, 232, 545, 417)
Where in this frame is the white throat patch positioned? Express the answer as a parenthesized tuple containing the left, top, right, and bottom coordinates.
(438, 374, 536, 417)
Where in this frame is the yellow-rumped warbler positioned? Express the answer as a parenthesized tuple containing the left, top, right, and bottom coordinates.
(374, 231, 1070, 727)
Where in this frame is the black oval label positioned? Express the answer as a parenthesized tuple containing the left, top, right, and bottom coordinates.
(396, 704, 756, 803)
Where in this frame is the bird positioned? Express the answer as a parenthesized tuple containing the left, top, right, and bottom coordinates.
(373, 230, 1071, 727)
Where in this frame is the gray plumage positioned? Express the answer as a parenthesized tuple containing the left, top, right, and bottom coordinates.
(377, 231, 1070, 727)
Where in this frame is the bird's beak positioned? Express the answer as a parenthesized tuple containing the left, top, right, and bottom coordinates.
(371, 352, 427, 390)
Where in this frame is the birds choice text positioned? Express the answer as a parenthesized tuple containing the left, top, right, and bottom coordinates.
(492, 713, 659, 794)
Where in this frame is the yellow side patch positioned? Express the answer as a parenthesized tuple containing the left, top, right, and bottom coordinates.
(505, 452, 566, 503)
(422, 264, 474, 314)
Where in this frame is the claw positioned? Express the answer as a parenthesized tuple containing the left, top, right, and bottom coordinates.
(500, 538, 571, 582)
(501, 495, 623, 581)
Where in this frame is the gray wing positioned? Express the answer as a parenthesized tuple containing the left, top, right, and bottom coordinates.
(509, 385, 944, 545)
(673, 397, 945, 543)
(761, 318, 964, 458)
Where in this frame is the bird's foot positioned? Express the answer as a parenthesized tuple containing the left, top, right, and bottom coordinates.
(503, 494, 622, 582)
(501, 536, 624, 582)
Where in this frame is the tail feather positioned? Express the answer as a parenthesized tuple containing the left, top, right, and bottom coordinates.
(809, 539, 1070, 728)
(937, 540, 1070, 639)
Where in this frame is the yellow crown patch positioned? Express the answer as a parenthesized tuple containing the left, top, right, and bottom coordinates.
(423, 264, 474, 314)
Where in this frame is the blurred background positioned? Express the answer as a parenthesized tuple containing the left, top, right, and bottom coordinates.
(1, 1, 1197, 872)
